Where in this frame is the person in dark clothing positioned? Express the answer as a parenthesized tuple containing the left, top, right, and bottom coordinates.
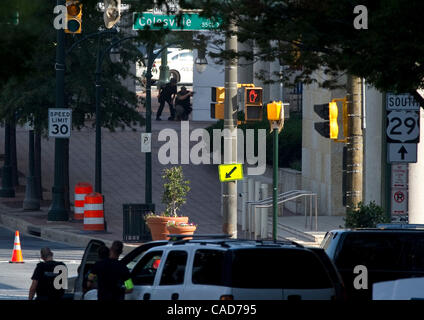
(110, 240, 123, 260)
(175, 86, 193, 121)
(156, 78, 177, 121)
(29, 247, 66, 300)
(87, 244, 133, 301)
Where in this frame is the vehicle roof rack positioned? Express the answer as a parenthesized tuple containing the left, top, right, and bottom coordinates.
(376, 223, 424, 230)
(166, 234, 232, 240)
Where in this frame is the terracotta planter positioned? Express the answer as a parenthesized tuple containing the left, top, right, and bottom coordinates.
(167, 224, 197, 240)
(145, 216, 189, 240)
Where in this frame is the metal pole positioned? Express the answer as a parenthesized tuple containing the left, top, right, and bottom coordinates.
(145, 42, 154, 205)
(23, 130, 40, 210)
(95, 38, 102, 194)
(48, 0, 68, 221)
(273, 127, 278, 242)
(223, 20, 238, 239)
(0, 120, 15, 197)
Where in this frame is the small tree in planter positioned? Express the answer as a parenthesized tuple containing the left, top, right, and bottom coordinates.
(145, 166, 192, 240)
(162, 166, 191, 217)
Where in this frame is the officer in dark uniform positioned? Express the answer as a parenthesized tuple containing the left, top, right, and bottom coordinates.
(156, 78, 177, 121)
(29, 247, 66, 300)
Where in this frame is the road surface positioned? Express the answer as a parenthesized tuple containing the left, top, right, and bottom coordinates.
(0, 226, 84, 300)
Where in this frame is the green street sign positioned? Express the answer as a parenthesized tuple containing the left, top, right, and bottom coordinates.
(133, 12, 221, 31)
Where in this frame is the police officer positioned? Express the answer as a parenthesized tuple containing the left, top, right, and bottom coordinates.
(29, 247, 66, 300)
(87, 243, 133, 301)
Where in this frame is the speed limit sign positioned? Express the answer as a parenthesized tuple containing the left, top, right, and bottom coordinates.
(386, 110, 420, 143)
(48, 108, 72, 138)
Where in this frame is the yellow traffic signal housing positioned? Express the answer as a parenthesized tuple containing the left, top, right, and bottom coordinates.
(244, 87, 263, 121)
(211, 87, 225, 119)
(211, 87, 225, 102)
(329, 101, 339, 139)
(267, 101, 283, 121)
(65, 1, 82, 34)
(210, 103, 224, 119)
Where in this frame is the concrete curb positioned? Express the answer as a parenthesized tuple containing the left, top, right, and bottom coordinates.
(0, 213, 137, 254)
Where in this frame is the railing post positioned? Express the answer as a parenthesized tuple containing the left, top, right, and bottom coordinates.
(241, 179, 248, 231)
(247, 178, 254, 233)
(260, 184, 269, 239)
(254, 180, 261, 239)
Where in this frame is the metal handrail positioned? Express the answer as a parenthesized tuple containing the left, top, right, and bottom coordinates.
(247, 190, 318, 237)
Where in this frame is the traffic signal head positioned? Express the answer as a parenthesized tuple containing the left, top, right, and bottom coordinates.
(65, 1, 82, 34)
(211, 87, 225, 119)
(267, 101, 283, 121)
(243, 87, 263, 121)
(211, 87, 225, 103)
(103, 0, 121, 29)
(313, 102, 339, 139)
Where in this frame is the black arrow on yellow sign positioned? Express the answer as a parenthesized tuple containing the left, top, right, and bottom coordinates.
(225, 166, 237, 179)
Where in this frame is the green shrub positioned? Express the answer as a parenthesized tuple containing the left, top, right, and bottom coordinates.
(344, 201, 390, 228)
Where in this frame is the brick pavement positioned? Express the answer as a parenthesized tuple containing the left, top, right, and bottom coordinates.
(0, 93, 230, 244)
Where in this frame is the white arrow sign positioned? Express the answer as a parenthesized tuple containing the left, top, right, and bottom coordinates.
(388, 143, 417, 163)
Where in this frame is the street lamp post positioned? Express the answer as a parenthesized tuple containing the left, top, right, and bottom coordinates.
(223, 21, 238, 239)
(0, 120, 15, 198)
(23, 129, 40, 210)
(48, 0, 68, 221)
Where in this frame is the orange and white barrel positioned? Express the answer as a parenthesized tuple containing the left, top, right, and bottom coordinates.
(74, 182, 93, 220)
(83, 193, 105, 231)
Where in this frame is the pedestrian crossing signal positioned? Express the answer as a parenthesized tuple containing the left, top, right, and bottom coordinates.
(65, 1, 82, 34)
(211, 87, 225, 119)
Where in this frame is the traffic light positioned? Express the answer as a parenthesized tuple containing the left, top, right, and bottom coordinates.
(313, 102, 339, 139)
(242, 87, 263, 121)
(103, 0, 121, 29)
(65, 1, 82, 34)
(210, 87, 225, 119)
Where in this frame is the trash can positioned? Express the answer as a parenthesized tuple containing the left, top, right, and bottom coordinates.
(123, 203, 155, 242)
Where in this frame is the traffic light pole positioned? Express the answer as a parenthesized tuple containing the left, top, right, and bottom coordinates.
(223, 20, 238, 239)
(346, 75, 363, 210)
(272, 126, 278, 242)
(48, 0, 68, 221)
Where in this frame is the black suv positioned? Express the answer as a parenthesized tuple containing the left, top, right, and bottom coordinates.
(321, 225, 424, 300)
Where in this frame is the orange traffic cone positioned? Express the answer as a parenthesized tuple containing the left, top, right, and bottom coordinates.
(9, 230, 24, 263)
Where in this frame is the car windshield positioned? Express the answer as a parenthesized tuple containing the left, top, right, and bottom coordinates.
(229, 248, 332, 289)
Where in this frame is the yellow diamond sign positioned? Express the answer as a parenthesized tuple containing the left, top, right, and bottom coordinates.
(218, 164, 244, 182)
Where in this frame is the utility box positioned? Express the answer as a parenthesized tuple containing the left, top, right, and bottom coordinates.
(123, 203, 154, 242)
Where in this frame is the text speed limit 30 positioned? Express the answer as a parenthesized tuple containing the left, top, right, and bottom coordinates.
(386, 110, 419, 143)
(48, 108, 72, 138)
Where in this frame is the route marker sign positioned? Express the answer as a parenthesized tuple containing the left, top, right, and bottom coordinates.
(386, 93, 421, 163)
(218, 164, 243, 182)
(386, 110, 419, 143)
(48, 108, 72, 138)
(386, 93, 420, 111)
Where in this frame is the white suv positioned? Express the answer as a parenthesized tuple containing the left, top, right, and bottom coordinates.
(75, 238, 343, 300)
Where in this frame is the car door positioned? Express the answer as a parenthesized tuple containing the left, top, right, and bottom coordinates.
(120, 241, 168, 272)
(128, 250, 164, 300)
(150, 250, 189, 300)
(73, 239, 105, 300)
